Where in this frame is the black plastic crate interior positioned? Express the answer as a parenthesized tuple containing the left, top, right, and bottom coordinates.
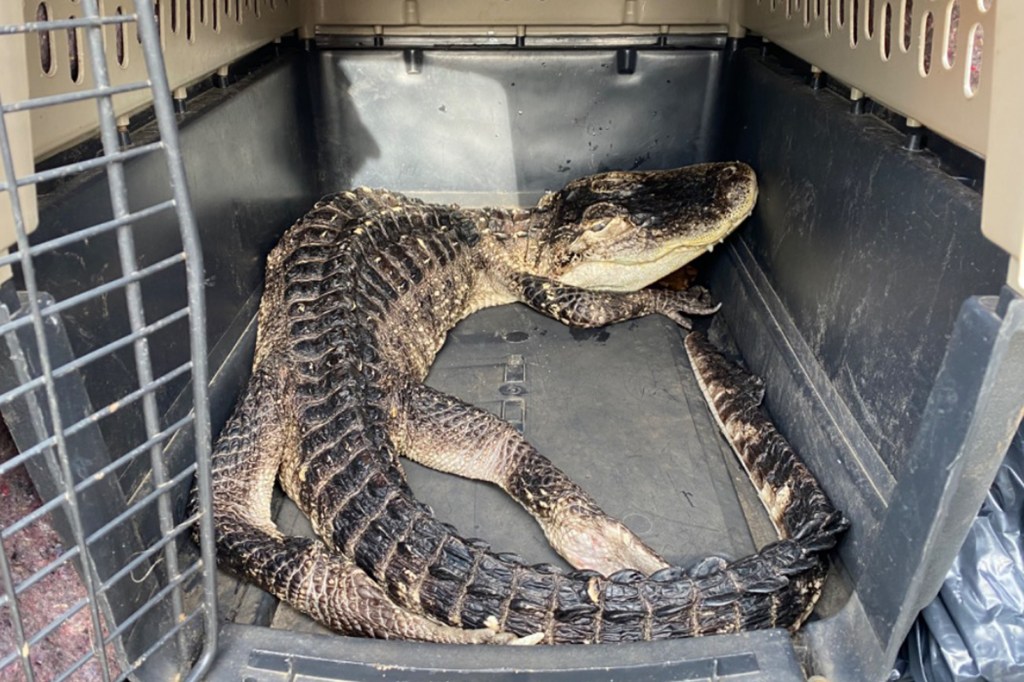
(0, 2, 1021, 681)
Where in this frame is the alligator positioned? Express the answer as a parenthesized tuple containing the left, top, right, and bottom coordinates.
(207, 162, 849, 644)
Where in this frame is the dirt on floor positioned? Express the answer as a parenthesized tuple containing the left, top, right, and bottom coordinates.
(0, 421, 117, 682)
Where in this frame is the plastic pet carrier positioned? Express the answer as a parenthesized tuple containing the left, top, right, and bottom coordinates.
(1, 1, 1022, 680)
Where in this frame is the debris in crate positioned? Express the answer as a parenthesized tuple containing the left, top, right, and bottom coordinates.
(657, 264, 700, 291)
(0, 423, 119, 681)
(202, 160, 842, 643)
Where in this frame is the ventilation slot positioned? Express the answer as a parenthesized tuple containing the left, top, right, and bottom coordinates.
(67, 17, 82, 83)
(743, 0, 994, 155)
(882, 2, 892, 59)
(37, 3, 55, 76)
(851, 0, 860, 46)
(901, 0, 912, 51)
(920, 9, 934, 75)
(115, 6, 128, 68)
(944, 0, 960, 69)
(965, 22, 982, 96)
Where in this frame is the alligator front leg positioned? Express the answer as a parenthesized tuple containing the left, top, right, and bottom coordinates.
(512, 274, 719, 329)
(391, 383, 669, 576)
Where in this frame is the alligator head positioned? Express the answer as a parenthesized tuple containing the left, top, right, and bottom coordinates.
(526, 162, 757, 291)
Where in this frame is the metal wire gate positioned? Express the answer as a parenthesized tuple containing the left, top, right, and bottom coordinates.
(0, 1, 218, 680)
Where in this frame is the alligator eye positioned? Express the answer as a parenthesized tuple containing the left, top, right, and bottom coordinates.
(581, 201, 620, 223)
(587, 220, 609, 233)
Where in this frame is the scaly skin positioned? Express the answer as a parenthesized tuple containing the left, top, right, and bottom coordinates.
(204, 162, 849, 643)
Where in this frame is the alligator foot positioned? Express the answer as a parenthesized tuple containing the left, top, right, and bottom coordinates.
(393, 383, 669, 576)
(648, 285, 721, 329)
(543, 512, 669, 576)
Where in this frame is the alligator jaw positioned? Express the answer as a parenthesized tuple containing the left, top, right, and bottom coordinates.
(551, 162, 758, 291)
(556, 231, 745, 292)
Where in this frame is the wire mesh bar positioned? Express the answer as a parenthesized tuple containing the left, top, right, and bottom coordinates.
(2, 471, 198, 615)
(0, 528, 35, 681)
(77, 0, 192, 663)
(0, 15, 136, 35)
(21, 596, 89, 650)
(11, 543, 80, 600)
(133, 0, 219, 677)
(8, 464, 195, 602)
(2, 82, 152, 114)
(0, 416, 194, 574)
(0, 484, 71, 540)
(113, 607, 205, 682)
(4, 142, 163, 190)
(65, 362, 192, 436)
(84, 463, 197, 551)
(2, 1, 217, 678)
(0, 90, 115, 681)
(101, 560, 202, 647)
(76, 414, 194, 496)
(0, 361, 193, 481)
(0, 200, 175, 268)
(0, 251, 186, 341)
(0, 305, 191, 411)
(19, 595, 117, 682)
(96, 511, 201, 595)
(0, 200, 175, 270)
(52, 646, 105, 682)
(1, 420, 193, 593)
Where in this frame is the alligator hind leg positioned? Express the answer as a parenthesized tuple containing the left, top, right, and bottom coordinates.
(208, 364, 527, 644)
(391, 383, 669, 576)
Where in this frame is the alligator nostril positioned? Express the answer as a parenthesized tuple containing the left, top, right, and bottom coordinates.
(721, 165, 736, 178)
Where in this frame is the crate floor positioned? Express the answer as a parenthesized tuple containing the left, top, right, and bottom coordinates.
(216, 303, 776, 633)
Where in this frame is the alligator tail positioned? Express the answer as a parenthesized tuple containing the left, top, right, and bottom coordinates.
(360, 332, 847, 642)
(683, 331, 849, 544)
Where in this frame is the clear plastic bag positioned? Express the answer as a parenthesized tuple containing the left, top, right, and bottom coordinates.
(906, 427, 1024, 682)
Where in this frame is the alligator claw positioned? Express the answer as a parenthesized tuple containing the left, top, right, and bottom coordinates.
(481, 616, 543, 645)
(675, 285, 721, 315)
(467, 616, 542, 645)
(509, 632, 545, 646)
(651, 286, 721, 329)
